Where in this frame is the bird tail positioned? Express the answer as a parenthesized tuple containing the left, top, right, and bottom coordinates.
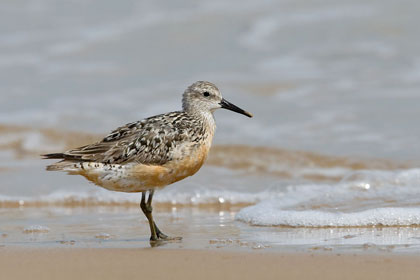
(42, 153, 66, 160)
(42, 153, 80, 173)
(45, 161, 80, 173)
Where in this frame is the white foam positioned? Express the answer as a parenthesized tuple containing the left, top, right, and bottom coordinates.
(0, 188, 279, 207)
(237, 205, 420, 227)
(236, 169, 420, 227)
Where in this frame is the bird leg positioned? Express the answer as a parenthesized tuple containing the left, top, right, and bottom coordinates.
(140, 190, 180, 241)
(140, 191, 157, 241)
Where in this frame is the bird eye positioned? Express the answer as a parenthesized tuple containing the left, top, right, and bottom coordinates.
(203, 91, 210, 97)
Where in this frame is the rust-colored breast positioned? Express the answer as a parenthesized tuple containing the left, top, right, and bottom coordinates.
(129, 142, 210, 188)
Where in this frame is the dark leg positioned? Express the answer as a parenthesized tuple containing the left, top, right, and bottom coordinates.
(140, 191, 157, 240)
(147, 191, 169, 239)
(140, 190, 181, 241)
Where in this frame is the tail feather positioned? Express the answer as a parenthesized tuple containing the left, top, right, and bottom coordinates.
(43, 153, 82, 173)
(42, 153, 66, 160)
(45, 160, 78, 172)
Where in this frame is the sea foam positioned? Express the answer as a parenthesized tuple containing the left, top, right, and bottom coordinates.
(236, 169, 420, 227)
(236, 205, 420, 227)
(0, 188, 280, 207)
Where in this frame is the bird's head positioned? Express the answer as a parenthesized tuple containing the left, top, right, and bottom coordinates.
(182, 81, 253, 118)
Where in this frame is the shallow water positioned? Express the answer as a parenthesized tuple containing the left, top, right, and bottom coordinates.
(2, 206, 420, 254)
(1, 0, 420, 252)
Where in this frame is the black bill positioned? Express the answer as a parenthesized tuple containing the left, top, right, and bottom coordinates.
(220, 98, 253, 118)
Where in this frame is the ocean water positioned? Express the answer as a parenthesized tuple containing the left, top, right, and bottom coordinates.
(1, 0, 420, 250)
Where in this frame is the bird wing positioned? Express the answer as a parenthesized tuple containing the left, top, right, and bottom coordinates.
(44, 112, 201, 165)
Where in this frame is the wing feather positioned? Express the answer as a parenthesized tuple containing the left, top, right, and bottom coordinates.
(44, 112, 201, 165)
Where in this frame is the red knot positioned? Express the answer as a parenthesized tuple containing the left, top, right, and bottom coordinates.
(43, 81, 253, 242)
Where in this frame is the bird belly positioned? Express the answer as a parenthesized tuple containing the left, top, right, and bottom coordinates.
(78, 144, 210, 193)
(129, 143, 210, 189)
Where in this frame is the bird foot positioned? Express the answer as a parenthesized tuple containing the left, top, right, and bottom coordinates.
(149, 234, 182, 247)
(150, 233, 182, 242)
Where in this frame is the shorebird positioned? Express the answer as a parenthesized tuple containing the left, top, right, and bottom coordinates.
(43, 81, 252, 242)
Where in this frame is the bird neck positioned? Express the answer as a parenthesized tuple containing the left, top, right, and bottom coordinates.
(185, 108, 216, 136)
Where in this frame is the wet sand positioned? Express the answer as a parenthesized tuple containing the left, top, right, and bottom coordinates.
(3, 206, 420, 252)
(2, 248, 420, 280)
(2, 205, 420, 279)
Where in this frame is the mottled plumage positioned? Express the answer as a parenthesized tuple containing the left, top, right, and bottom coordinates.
(43, 81, 252, 242)
(53, 111, 209, 165)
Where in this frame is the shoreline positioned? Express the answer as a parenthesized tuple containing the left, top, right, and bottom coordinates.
(2, 206, 420, 254)
(2, 247, 420, 280)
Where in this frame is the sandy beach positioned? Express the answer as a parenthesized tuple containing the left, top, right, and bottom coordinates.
(1, 248, 420, 280)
